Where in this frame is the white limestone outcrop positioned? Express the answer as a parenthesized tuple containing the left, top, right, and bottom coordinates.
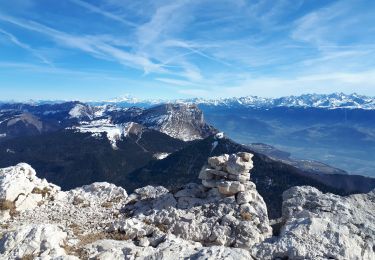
(0, 224, 78, 259)
(0, 159, 374, 260)
(0, 163, 60, 220)
(253, 186, 375, 260)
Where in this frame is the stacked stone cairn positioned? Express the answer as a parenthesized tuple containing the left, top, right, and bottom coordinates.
(199, 152, 262, 221)
(199, 152, 254, 195)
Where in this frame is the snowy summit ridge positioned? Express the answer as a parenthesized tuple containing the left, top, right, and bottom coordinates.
(99, 93, 375, 110)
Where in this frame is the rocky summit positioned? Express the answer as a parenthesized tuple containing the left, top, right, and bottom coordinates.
(0, 154, 374, 259)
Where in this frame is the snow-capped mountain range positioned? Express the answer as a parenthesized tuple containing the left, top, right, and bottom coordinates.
(188, 93, 375, 109)
(3, 93, 375, 110)
(98, 93, 375, 110)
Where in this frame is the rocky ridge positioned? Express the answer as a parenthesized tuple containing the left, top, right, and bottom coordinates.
(253, 186, 375, 260)
(0, 154, 374, 259)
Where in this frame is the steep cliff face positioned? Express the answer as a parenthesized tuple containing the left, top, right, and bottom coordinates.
(134, 103, 217, 141)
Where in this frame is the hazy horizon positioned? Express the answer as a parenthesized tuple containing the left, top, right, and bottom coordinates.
(0, 92, 374, 103)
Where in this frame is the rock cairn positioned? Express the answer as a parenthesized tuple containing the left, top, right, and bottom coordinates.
(199, 152, 257, 199)
(117, 152, 272, 250)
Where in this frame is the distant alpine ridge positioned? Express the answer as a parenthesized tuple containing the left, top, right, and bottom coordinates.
(188, 93, 375, 109)
(2, 93, 375, 110)
(95, 93, 375, 110)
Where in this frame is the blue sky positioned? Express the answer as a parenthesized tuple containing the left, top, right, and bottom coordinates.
(0, 0, 375, 101)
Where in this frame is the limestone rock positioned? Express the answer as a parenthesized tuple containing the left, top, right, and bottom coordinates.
(226, 153, 253, 176)
(111, 218, 153, 240)
(253, 186, 375, 260)
(174, 183, 205, 198)
(67, 182, 128, 205)
(133, 185, 169, 200)
(198, 168, 215, 180)
(206, 168, 228, 178)
(122, 178, 272, 249)
(199, 152, 254, 197)
(0, 163, 60, 213)
(217, 181, 245, 195)
(227, 173, 250, 183)
(202, 179, 219, 188)
(84, 234, 253, 260)
(207, 154, 229, 170)
(11, 160, 374, 260)
(236, 190, 258, 205)
(0, 224, 78, 259)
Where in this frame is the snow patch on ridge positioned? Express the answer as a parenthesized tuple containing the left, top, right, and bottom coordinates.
(153, 152, 170, 160)
(68, 119, 134, 149)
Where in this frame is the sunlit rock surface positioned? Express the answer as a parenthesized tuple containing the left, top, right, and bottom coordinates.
(0, 157, 374, 259)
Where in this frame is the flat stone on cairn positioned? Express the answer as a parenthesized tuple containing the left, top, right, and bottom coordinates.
(199, 152, 254, 196)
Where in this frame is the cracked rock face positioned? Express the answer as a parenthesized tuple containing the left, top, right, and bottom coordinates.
(253, 186, 375, 260)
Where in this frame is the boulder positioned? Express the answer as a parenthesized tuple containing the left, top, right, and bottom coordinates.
(253, 186, 375, 260)
(67, 182, 127, 205)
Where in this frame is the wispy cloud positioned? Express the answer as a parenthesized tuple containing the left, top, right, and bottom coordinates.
(69, 0, 138, 28)
(292, 0, 375, 48)
(0, 13, 164, 74)
(0, 28, 52, 66)
(135, 1, 189, 49)
(0, 61, 127, 80)
(155, 77, 197, 87)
